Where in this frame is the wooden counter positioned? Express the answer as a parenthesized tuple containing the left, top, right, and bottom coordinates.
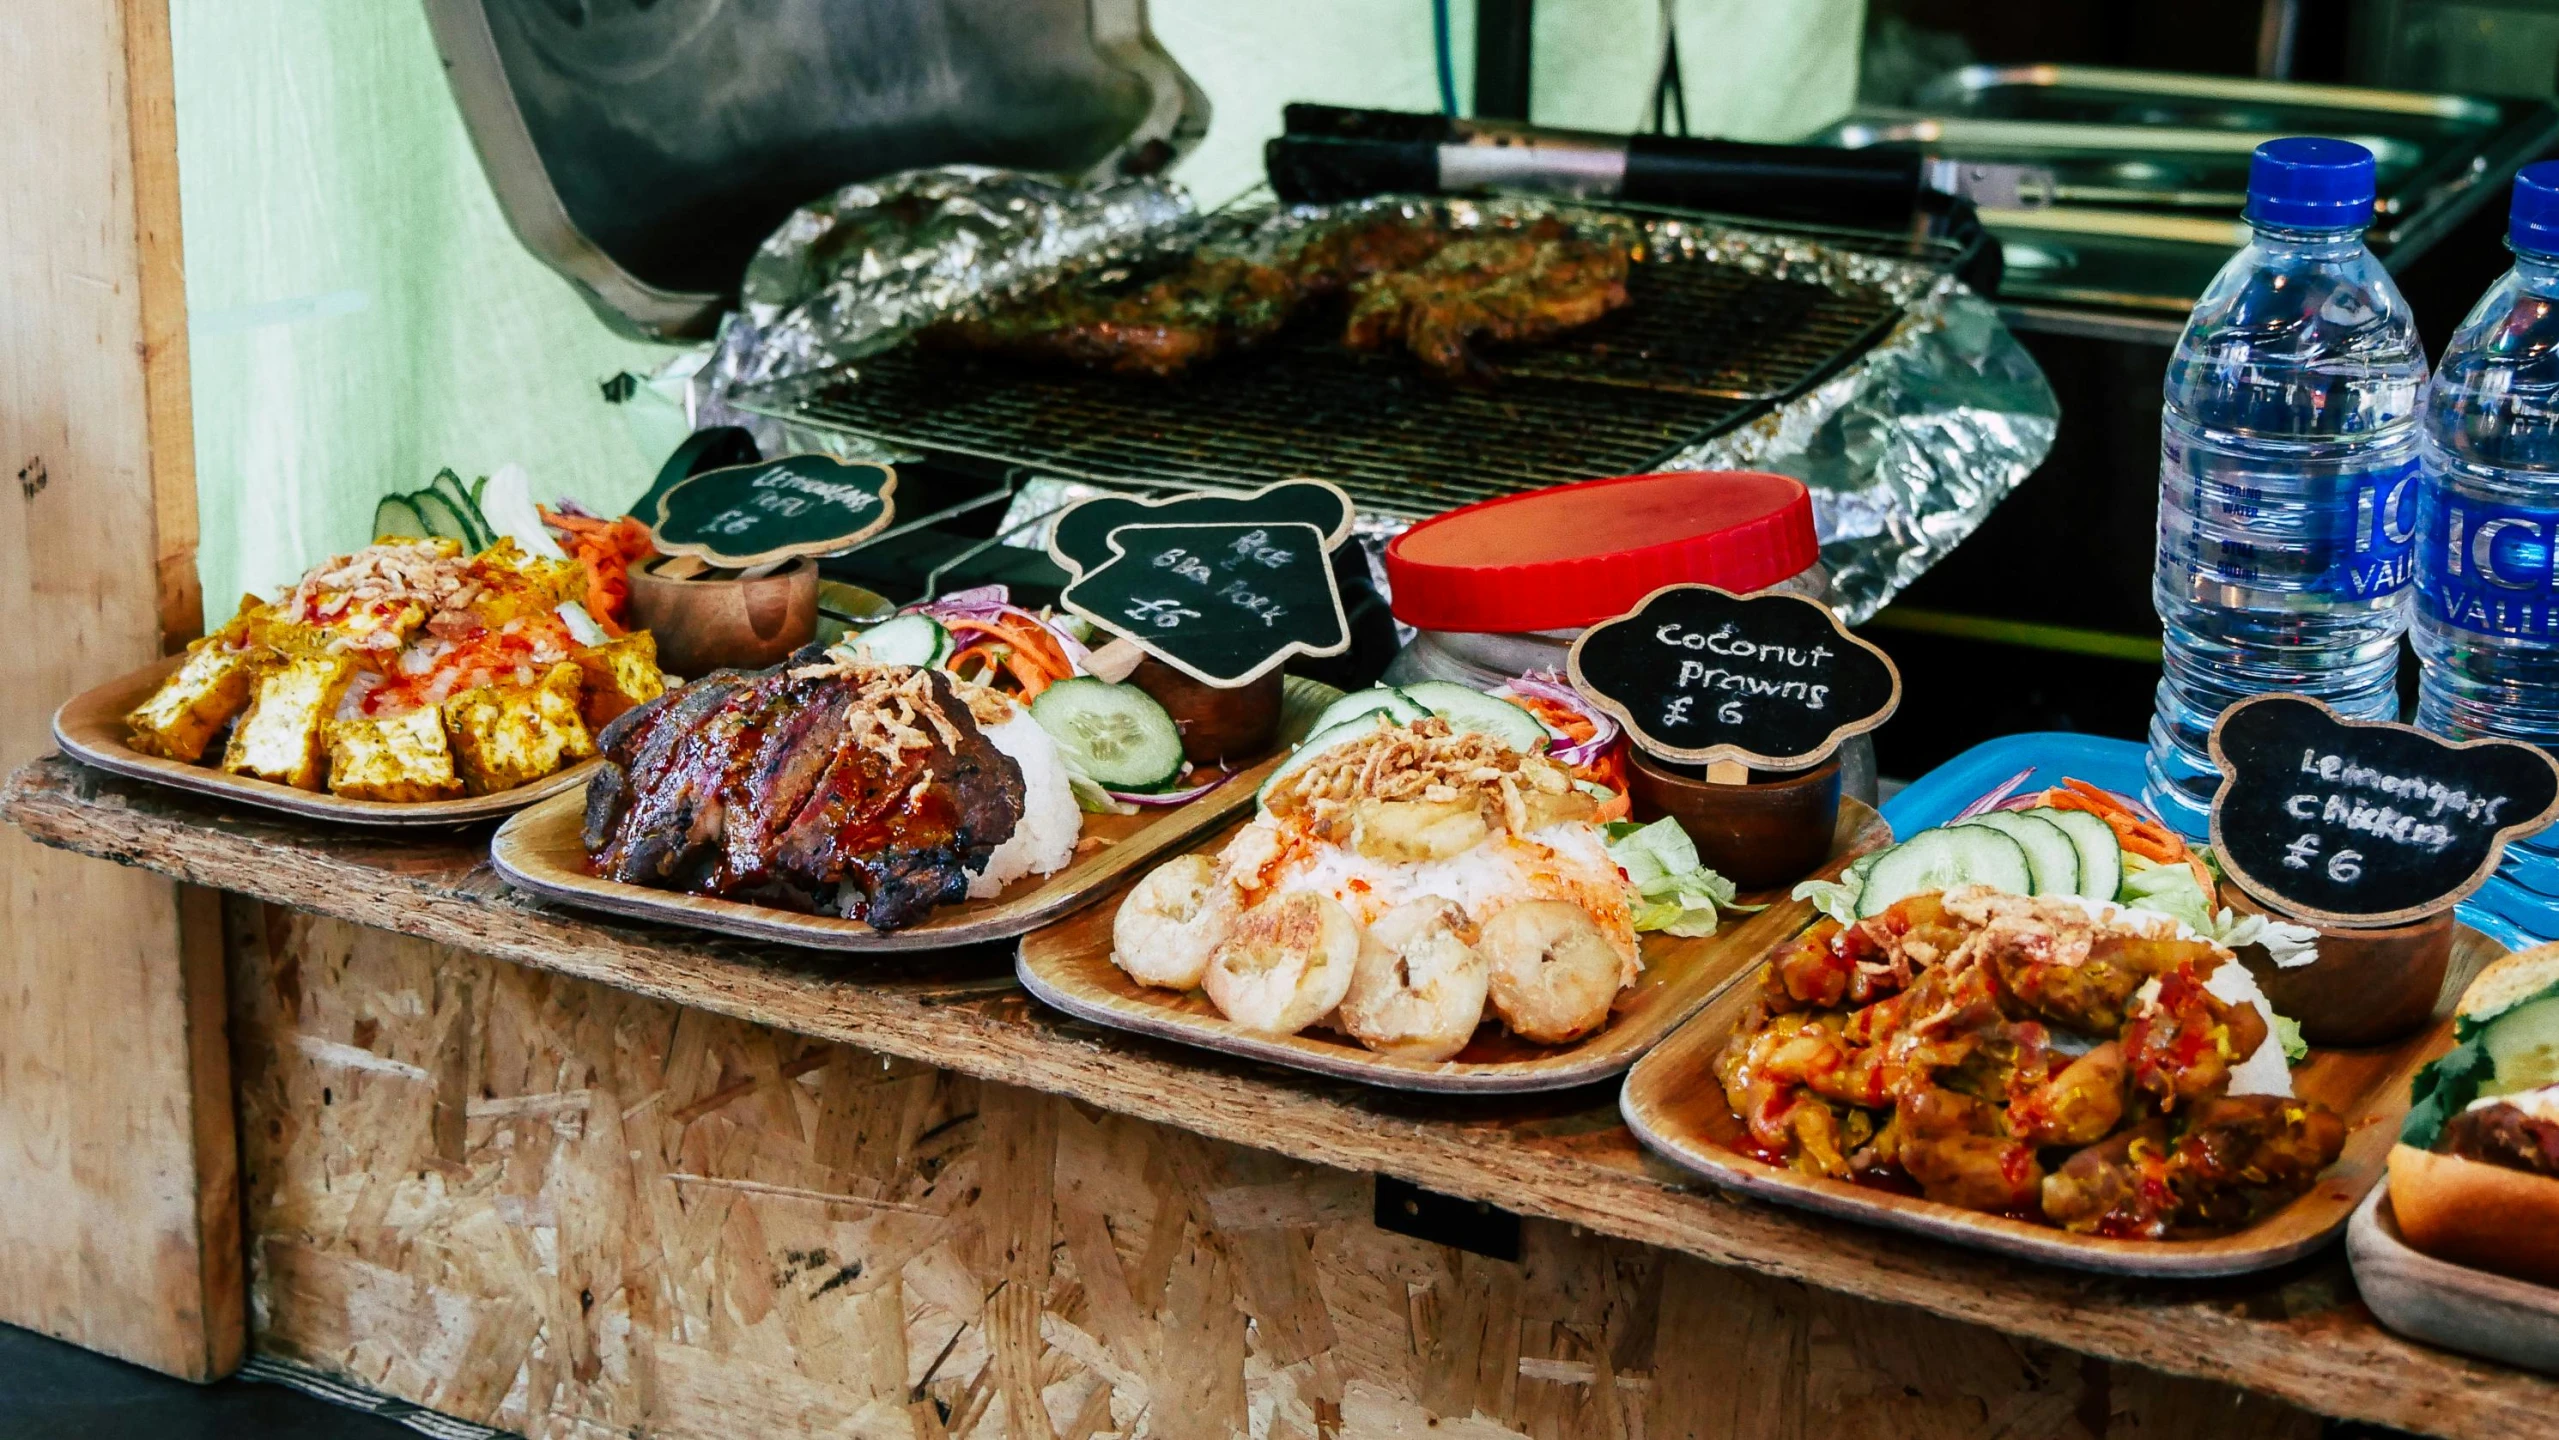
(10, 753, 2553, 1440)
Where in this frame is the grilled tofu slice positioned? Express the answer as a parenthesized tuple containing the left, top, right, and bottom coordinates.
(325, 707, 466, 802)
(126, 642, 270, 761)
(220, 655, 356, 790)
(443, 661, 596, 794)
(570, 631, 664, 727)
(458, 539, 586, 629)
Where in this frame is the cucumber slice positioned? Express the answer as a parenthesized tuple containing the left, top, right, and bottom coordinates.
(853, 613, 951, 667)
(1955, 811, 2080, 898)
(1855, 826, 2033, 917)
(1030, 677, 1185, 791)
(409, 489, 477, 546)
(2029, 807, 2122, 904)
(1398, 680, 1549, 751)
(429, 470, 496, 551)
(1848, 849, 1887, 884)
(2480, 994, 2559, 1100)
(1256, 713, 1394, 811)
(373, 496, 430, 541)
(1307, 687, 1428, 736)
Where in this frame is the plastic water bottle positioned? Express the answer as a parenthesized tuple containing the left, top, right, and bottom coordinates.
(2415, 161, 2559, 866)
(2144, 138, 2428, 835)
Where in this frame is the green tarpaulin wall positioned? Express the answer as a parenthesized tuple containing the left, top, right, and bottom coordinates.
(170, 0, 1859, 612)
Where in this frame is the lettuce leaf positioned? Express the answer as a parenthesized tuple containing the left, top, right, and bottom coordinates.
(1607, 818, 1738, 938)
(2271, 1012, 2308, 1066)
(2119, 855, 2214, 933)
(1792, 874, 1863, 929)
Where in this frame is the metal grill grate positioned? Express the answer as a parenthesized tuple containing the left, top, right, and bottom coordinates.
(770, 241, 1904, 520)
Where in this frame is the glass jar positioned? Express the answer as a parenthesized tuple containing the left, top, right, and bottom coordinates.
(1378, 472, 1876, 805)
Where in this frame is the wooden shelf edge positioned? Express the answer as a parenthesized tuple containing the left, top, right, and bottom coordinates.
(4, 753, 2547, 1439)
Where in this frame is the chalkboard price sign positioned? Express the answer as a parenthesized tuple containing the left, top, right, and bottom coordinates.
(1048, 479, 1355, 579)
(1566, 584, 1901, 770)
(1060, 520, 1351, 687)
(2208, 694, 2559, 927)
(650, 454, 897, 568)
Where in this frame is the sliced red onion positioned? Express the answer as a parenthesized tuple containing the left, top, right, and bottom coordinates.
(547, 496, 605, 521)
(1954, 767, 2037, 820)
(1497, 668, 1619, 765)
(1108, 776, 1225, 806)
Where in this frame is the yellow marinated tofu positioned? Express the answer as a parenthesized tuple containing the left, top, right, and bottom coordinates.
(459, 539, 585, 628)
(570, 631, 664, 726)
(220, 655, 355, 790)
(125, 643, 267, 762)
(442, 661, 595, 795)
(325, 707, 465, 802)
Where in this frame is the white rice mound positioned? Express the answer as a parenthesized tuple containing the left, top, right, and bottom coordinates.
(969, 707, 1082, 900)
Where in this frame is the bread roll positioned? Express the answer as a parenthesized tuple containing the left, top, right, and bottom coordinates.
(2387, 1143, 2559, 1288)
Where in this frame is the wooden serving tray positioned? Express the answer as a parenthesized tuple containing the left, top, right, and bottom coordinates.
(53, 653, 597, 827)
(491, 759, 1282, 952)
(489, 676, 1346, 953)
(1619, 923, 2504, 1276)
(2350, 1182, 2559, 1376)
(1013, 799, 1891, 1093)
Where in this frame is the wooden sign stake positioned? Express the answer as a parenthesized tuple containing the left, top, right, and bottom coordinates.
(1085, 635, 1147, 684)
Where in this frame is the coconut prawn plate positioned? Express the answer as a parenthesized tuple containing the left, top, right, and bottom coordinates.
(1008, 705, 1893, 1099)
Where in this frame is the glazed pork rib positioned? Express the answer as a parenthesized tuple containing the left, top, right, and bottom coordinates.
(582, 654, 1025, 931)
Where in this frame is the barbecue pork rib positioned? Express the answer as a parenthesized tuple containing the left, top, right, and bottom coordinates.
(583, 654, 1025, 931)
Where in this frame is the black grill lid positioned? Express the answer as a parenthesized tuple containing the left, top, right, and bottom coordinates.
(425, 0, 1207, 341)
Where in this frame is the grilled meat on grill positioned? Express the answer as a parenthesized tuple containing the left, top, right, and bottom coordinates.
(923, 213, 1633, 381)
(924, 256, 1300, 378)
(582, 655, 1025, 931)
(1342, 223, 1633, 380)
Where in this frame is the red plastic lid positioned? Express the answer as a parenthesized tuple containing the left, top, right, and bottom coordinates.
(1384, 471, 1818, 632)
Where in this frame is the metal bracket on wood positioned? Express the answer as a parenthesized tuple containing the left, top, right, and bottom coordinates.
(1374, 1176, 1521, 1261)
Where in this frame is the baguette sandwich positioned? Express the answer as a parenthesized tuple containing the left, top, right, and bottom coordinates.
(2389, 942, 2559, 1285)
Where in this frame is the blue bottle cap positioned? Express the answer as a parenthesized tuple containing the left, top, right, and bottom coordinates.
(2512, 160, 2559, 255)
(2244, 137, 2377, 231)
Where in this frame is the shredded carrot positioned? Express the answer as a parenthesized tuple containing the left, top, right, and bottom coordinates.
(541, 508, 655, 635)
(1510, 692, 1597, 746)
(2041, 779, 2194, 866)
(1591, 788, 1632, 824)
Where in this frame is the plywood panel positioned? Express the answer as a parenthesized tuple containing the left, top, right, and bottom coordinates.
(0, 0, 236, 1380)
(13, 758, 2540, 1439)
(227, 906, 2317, 1440)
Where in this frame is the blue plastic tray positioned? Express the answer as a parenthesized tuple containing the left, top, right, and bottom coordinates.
(1881, 731, 2539, 950)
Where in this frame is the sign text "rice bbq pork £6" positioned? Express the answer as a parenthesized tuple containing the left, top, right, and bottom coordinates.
(1567, 584, 1900, 770)
(1060, 520, 1350, 688)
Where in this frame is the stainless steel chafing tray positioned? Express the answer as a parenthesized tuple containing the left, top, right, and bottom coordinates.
(1804, 64, 2559, 339)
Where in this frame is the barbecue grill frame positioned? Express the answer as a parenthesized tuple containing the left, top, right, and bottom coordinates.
(743, 198, 1983, 521)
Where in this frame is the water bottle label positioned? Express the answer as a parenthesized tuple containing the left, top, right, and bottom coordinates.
(2317, 458, 2422, 598)
(2419, 491, 2559, 637)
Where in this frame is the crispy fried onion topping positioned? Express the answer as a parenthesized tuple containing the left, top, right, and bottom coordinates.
(789, 657, 965, 762)
(1265, 715, 1577, 834)
(289, 540, 474, 646)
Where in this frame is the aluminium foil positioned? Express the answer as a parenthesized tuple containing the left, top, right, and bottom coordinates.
(677, 168, 2057, 624)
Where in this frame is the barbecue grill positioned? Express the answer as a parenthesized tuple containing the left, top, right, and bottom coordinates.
(748, 203, 1958, 523)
